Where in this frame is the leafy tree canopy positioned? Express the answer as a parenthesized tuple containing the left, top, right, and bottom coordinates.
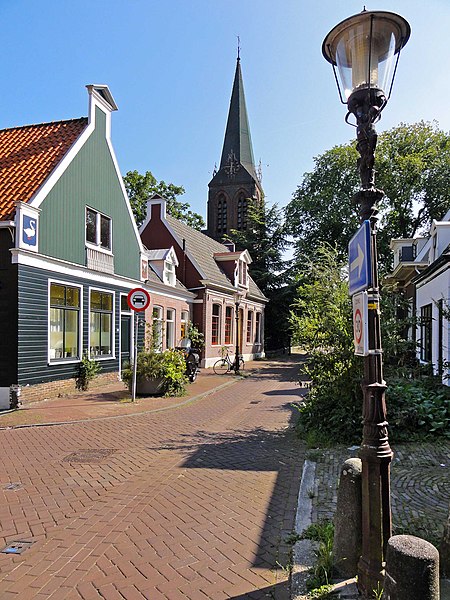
(285, 121, 450, 271)
(123, 170, 205, 230)
(226, 198, 293, 349)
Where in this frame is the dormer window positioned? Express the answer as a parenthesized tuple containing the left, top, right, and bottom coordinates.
(164, 259, 176, 286)
(86, 207, 111, 251)
(238, 259, 248, 287)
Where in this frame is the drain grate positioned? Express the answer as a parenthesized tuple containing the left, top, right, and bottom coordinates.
(63, 449, 116, 464)
(3, 482, 23, 491)
(2, 540, 34, 554)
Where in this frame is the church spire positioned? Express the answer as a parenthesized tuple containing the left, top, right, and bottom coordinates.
(207, 54, 263, 241)
(218, 57, 258, 183)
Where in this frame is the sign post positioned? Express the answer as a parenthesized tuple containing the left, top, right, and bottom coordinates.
(127, 288, 151, 402)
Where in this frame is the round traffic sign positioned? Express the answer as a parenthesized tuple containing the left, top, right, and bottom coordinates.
(127, 288, 151, 312)
(354, 308, 363, 344)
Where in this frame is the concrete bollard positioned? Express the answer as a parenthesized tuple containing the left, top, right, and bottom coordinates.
(440, 502, 450, 577)
(333, 457, 362, 578)
(383, 535, 440, 600)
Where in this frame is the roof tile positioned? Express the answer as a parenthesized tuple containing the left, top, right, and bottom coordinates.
(0, 118, 88, 220)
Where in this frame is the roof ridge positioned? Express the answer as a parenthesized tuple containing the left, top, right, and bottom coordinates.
(0, 117, 88, 134)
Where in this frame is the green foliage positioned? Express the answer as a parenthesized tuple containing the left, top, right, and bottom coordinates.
(302, 520, 335, 592)
(123, 170, 205, 230)
(386, 375, 450, 441)
(307, 585, 334, 599)
(187, 321, 205, 349)
(122, 348, 188, 397)
(290, 245, 362, 444)
(286, 121, 450, 272)
(75, 354, 101, 391)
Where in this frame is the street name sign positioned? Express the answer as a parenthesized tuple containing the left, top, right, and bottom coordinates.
(353, 291, 369, 356)
(348, 220, 372, 296)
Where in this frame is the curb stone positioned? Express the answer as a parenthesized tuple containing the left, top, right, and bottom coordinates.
(291, 460, 317, 600)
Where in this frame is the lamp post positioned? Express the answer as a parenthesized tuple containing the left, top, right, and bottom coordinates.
(322, 10, 410, 597)
(233, 290, 243, 373)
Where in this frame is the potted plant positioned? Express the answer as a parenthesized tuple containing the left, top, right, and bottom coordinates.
(122, 348, 188, 397)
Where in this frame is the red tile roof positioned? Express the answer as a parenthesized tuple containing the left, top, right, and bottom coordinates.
(0, 118, 88, 220)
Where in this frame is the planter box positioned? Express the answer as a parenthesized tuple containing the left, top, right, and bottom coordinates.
(136, 377, 165, 396)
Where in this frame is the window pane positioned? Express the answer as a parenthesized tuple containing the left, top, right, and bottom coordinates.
(86, 208, 97, 244)
(50, 308, 64, 359)
(64, 310, 79, 358)
(91, 290, 102, 310)
(90, 312, 101, 355)
(65, 287, 80, 308)
(50, 283, 65, 306)
(121, 295, 129, 312)
(101, 314, 112, 355)
(100, 215, 111, 250)
(101, 292, 113, 311)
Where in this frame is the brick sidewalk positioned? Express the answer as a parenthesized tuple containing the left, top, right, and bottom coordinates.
(310, 441, 450, 548)
(0, 357, 306, 599)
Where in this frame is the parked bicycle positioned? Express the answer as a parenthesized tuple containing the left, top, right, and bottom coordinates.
(213, 347, 244, 375)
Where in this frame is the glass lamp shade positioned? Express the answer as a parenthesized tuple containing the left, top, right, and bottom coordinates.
(322, 10, 410, 101)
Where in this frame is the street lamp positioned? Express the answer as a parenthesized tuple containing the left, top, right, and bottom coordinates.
(322, 9, 410, 598)
(233, 290, 243, 374)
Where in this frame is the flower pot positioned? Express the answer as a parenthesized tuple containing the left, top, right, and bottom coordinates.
(136, 377, 165, 396)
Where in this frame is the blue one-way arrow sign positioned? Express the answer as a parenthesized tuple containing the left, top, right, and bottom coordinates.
(348, 220, 372, 296)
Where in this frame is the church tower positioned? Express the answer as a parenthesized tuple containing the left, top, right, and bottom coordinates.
(207, 56, 263, 241)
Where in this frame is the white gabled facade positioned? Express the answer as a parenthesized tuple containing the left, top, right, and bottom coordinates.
(389, 209, 450, 384)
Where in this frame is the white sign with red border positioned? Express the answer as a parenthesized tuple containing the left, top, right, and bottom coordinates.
(127, 288, 151, 312)
(353, 291, 369, 356)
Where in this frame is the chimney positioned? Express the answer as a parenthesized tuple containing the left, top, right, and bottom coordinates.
(223, 241, 235, 252)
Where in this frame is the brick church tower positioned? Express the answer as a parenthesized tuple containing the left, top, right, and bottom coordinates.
(207, 56, 263, 241)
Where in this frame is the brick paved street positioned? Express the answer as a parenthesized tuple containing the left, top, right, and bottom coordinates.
(0, 358, 305, 599)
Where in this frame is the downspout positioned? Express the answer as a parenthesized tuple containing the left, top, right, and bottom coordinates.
(182, 238, 187, 286)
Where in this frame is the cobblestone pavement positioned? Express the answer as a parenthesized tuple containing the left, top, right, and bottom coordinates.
(0, 358, 306, 599)
(310, 439, 450, 547)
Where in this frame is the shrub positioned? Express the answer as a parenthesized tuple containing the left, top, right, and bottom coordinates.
(76, 354, 101, 391)
(122, 349, 187, 397)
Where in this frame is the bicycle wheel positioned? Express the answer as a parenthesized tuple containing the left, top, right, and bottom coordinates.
(213, 358, 229, 375)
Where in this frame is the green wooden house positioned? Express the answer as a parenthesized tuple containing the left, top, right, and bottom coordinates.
(0, 85, 148, 408)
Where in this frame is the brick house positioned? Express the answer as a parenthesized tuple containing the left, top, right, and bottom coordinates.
(140, 195, 267, 367)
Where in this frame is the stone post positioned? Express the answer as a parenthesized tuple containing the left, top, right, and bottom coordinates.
(333, 458, 362, 578)
(384, 535, 440, 600)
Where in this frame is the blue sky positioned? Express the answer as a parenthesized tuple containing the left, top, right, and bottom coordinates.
(2, 0, 449, 220)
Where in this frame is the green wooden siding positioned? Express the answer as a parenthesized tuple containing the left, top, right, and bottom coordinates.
(38, 107, 141, 280)
(17, 264, 145, 386)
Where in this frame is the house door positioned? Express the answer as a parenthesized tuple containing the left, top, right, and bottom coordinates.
(120, 314, 132, 368)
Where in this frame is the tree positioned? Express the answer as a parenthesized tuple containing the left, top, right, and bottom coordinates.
(123, 170, 205, 230)
(285, 121, 450, 272)
(289, 245, 362, 444)
(226, 198, 293, 349)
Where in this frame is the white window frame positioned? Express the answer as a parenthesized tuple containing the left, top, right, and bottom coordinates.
(48, 279, 83, 365)
(180, 310, 189, 340)
(85, 206, 112, 253)
(166, 308, 176, 349)
(212, 303, 222, 345)
(88, 287, 115, 360)
(164, 259, 176, 286)
(152, 305, 164, 351)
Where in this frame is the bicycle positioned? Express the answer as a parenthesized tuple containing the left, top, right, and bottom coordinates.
(213, 347, 245, 375)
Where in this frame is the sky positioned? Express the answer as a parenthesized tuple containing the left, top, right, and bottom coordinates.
(1, 0, 450, 221)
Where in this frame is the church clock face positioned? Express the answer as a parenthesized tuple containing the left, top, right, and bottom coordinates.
(224, 150, 240, 179)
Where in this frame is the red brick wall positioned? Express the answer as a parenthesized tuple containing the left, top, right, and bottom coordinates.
(18, 371, 119, 406)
